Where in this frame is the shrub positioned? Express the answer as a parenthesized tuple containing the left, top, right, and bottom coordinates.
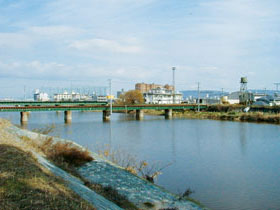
(41, 138, 93, 167)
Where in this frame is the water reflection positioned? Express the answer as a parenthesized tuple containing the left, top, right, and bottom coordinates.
(239, 123, 248, 155)
(171, 120, 176, 163)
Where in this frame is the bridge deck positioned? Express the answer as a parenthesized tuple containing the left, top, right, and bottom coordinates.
(0, 101, 107, 106)
(0, 104, 206, 112)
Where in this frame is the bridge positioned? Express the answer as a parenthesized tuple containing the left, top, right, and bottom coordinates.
(0, 101, 207, 124)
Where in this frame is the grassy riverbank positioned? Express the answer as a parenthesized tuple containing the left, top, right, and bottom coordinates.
(144, 105, 280, 124)
(172, 110, 280, 124)
(0, 120, 95, 210)
(0, 119, 138, 209)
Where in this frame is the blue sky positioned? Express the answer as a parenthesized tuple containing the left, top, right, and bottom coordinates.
(0, 0, 279, 98)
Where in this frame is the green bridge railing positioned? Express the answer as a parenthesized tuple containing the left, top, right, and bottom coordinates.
(0, 104, 207, 112)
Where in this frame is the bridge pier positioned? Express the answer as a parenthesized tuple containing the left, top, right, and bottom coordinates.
(103, 110, 111, 121)
(20, 112, 29, 124)
(165, 109, 173, 119)
(136, 109, 144, 120)
(64, 111, 72, 123)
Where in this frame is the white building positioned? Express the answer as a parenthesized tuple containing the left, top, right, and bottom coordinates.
(92, 95, 108, 102)
(144, 88, 183, 104)
(34, 89, 49, 101)
(223, 91, 240, 104)
(53, 91, 72, 101)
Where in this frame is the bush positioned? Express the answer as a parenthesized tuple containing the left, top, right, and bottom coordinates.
(41, 138, 93, 167)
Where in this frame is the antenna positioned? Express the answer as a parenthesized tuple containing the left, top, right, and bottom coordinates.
(109, 79, 112, 115)
(172, 67, 176, 104)
(197, 82, 200, 112)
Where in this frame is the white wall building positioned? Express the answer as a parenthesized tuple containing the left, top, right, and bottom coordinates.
(144, 88, 183, 104)
(92, 95, 108, 102)
(34, 89, 49, 101)
(223, 91, 240, 104)
(53, 91, 72, 101)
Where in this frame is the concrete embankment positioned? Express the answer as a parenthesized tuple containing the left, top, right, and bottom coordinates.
(0, 119, 205, 210)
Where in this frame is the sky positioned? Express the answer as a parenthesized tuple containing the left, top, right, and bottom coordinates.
(0, 0, 279, 98)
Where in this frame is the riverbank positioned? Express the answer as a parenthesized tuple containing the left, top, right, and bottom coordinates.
(144, 105, 280, 124)
(0, 118, 204, 210)
(172, 110, 280, 124)
(0, 119, 96, 210)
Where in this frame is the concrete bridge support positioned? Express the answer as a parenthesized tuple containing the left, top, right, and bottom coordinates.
(165, 109, 173, 119)
(20, 112, 29, 124)
(103, 110, 111, 121)
(136, 109, 144, 120)
(64, 111, 72, 123)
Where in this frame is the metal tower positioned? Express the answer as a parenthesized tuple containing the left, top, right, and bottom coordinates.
(240, 77, 250, 105)
(240, 77, 248, 93)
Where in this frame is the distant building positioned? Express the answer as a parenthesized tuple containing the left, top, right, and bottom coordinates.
(253, 95, 280, 106)
(144, 87, 182, 104)
(239, 92, 254, 105)
(117, 89, 125, 98)
(135, 83, 174, 93)
(92, 95, 108, 102)
(34, 89, 49, 101)
(197, 98, 220, 105)
(223, 91, 240, 104)
(54, 91, 73, 101)
(253, 93, 267, 101)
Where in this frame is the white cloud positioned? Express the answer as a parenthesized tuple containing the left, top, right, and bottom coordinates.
(69, 38, 142, 54)
(28, 25, 84, 38)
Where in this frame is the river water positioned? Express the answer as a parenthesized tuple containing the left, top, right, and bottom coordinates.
(1, 111, 280, 210)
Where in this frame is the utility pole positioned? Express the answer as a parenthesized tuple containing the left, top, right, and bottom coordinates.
(172, 67, 176, 104)
(109, 79, 112, 115)
(220, 88, 224, 104)
(274, 83, 280, 92)
(24, 85, 26, 101)
(197, 82, 200, 112)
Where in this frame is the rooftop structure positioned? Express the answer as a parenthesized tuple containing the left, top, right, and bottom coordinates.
(135, 83, 174, 93)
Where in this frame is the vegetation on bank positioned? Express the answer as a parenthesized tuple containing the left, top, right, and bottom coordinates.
(144, 105, 280, 124)
(0, 144, 95, 210)
(19, 134, 138, 209)
(171, 110, 280, 124)
(0, 119, 137, 209)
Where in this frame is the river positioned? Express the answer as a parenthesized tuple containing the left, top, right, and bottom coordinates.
(1, 111, 280, 210)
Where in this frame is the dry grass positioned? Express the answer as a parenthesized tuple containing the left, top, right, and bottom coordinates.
(40, 138, 94, 167)
(0, 119, 140, 209)
(84, 183, 138, 210)
(172, 110, 280, 124)
(0, 118, 96, 209)
(0, 144, 95, 210)
(97, 144, 172, 183)
(32, 124, 56, 135)
(18, 129, 138, 209)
